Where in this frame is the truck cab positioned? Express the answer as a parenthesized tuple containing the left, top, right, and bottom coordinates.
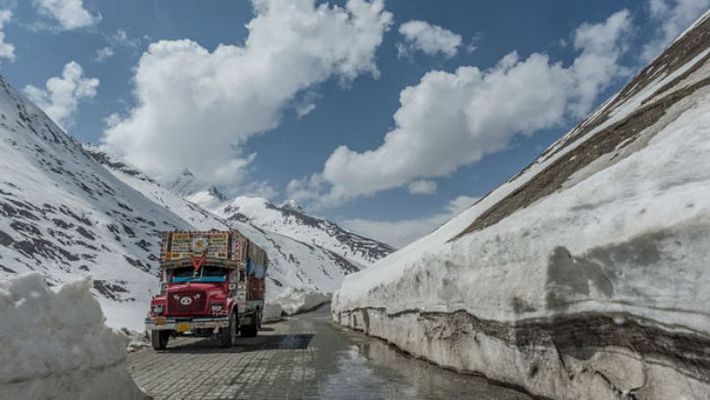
(145, 231, 268, 350)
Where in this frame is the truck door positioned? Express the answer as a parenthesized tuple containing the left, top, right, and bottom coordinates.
(236, 267, 247, 312)
(228, 269, 238, 299)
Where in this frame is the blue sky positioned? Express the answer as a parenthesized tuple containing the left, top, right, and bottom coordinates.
(0, 0, 707, 246)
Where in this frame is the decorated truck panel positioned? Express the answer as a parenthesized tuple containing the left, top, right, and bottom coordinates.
(145, 230, 269, 350)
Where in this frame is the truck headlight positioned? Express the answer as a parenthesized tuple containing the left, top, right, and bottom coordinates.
(151, 304, 164, 314)
(211, 304, 224, 313)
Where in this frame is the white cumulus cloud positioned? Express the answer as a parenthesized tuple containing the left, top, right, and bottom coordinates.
(641, 0, 710, 62)
(102, 0, 392, 186)
(0, 9, 14, 61)
(33, 0, 101, 30)
(397, 20, 462, 58)
(24, 61, 99, 128)
(408, 180, 437, 194)
(93, 46, 114, 63)
(108, 28, 141, 48)
(343, 195, 477, 247)
(290, 10, 632, 207)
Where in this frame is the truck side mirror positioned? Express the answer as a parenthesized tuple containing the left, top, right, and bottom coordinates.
(159, 271, 167, 294)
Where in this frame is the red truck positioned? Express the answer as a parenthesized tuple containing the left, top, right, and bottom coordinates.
(145, 230, 268, 350)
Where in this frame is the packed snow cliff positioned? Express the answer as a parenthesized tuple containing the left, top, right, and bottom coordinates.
(0, 274, 147, 400)
(333, 11, 710, 400)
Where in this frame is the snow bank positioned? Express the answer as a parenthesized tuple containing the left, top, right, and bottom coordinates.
(272, 287, 330, 316)
(336, 94, 710, 330)
(0, 274, 147, 400)
(261, 302, 283, 323)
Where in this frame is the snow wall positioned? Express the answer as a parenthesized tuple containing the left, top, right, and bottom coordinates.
(271, 287, 331, 316)
(333, 12, 710, 400)
(0, 273, 148, 400)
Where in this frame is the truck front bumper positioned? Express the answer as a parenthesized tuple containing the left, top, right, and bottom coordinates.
(145, 316, 230, 332)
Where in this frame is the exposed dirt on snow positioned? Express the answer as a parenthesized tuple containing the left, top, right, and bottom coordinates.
(337, 305, 710, 383)
(337, 307, 710, 400)
(551, 14, 710, 157)
(457, 17, 709, 237)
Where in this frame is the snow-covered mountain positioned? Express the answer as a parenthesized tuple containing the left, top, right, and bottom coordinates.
(0, 74, 362, 332)
(157, 169, 225, 201)
(214, 196, 395, 266)
(147, 165, 396, 266)
(85, 144, 392, 288)
(156, 169, 228, 209)
(334, 11, 710, 400)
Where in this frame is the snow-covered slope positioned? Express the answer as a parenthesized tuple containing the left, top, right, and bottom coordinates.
(0, 73, 361, 332)
(333, 12, 710, 400)
(214, 196, 395, 266)
(0, 76, 194, 330)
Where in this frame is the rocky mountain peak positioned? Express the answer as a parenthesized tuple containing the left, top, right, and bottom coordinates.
(281, 199, 305, 213)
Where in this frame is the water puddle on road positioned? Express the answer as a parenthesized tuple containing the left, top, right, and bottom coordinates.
(318, 345, 405, 399)
(321, 324, 531, 400)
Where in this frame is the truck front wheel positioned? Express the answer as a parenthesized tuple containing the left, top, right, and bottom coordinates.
(151, 330, 169, 350)
(240, 315, 258, 337)
(220, 312, 237, 347)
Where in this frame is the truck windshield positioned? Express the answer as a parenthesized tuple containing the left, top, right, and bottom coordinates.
(170, 266, 228, 283)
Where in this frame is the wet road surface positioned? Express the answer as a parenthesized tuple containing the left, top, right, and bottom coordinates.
(127, 306, 530, 400)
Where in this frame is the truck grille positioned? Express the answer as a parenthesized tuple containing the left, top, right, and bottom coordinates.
(168, 291, 205, 314)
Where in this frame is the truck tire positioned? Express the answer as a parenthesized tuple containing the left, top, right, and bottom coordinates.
(220, 312, 237, 348)
(151, 330, 169, 350)
(240, 315, 258, 337)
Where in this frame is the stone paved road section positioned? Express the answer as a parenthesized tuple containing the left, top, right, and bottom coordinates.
(127, 306, 531, 399)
